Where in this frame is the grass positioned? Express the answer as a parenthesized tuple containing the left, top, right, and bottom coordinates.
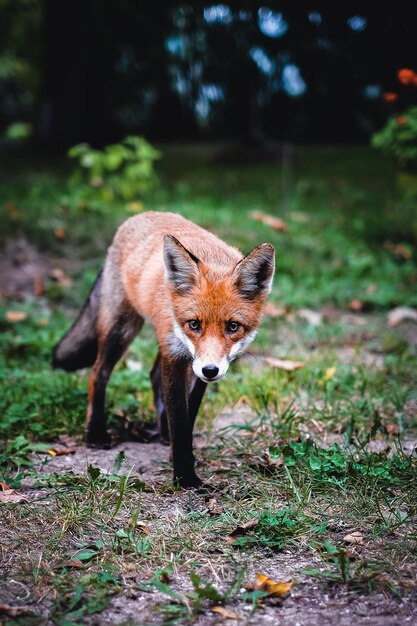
(0, 143, 417, 624)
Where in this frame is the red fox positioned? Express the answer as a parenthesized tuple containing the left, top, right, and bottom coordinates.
(53, 212, 275, 487)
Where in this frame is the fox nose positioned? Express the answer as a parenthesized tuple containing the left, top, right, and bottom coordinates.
(202, 364, 219, 380)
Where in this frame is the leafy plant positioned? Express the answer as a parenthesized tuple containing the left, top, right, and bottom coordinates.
(372, 106, 417, 173)
(372, 68, 417, 173)
(68, 135, 161, 201)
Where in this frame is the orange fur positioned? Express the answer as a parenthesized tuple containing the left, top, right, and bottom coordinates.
(54, 211, 275, 486)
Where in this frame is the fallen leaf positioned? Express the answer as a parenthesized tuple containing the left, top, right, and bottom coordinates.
(58, 559, 85, 568)
(50, 268, 73, 287)
(6, 310, 28, 323)
(132, 521, 151, 534)
(212, 606, 243, 620)
(264, 357, 304, 371)
(0, 603, 34, 617)
(255, 573, 293, 596)
(0, 490, 29, 504)
(349, 299, 364, 312)
(383, 421, 400, 435)
(343, 531, 364, 545)
(297, 308, 323, 326)
(45, 446, 76, 457)
(54, 226, 66, 241)
(263, 302, 287, 318)
(206, 498, 223, 515)
(387, 306, 417, 327)
(0, 482, 11, 491)
(384, 241, 413, 260)
(229, 518, 259, 540)
(320, 366, 337, 384)
(250, 210, 287, 232)
(33, 275, 45, 296)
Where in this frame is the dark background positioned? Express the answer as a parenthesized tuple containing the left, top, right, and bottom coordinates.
(0, 0, 415, 151)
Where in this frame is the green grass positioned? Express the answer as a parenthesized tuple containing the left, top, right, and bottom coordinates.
(1, 144, 417, 624)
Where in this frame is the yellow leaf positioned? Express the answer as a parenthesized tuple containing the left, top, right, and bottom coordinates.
(212, 606, 243, 620)
(256, 573, 293, 596)
(321, 366, 336, 384)
(46, 449, 58, 456)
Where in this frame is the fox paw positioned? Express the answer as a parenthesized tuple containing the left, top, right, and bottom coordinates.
(86, 430, 113, 449)
(175, 473, 203, 490)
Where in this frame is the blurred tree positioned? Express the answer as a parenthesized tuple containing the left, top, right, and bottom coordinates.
(0, 0, 415, 149)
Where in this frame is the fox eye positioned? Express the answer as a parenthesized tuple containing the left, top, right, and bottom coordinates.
(226, 321, 240, 334)
(188, 319, 201, 332)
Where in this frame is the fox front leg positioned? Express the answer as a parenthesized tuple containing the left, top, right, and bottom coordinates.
(160, 355, 202, 488)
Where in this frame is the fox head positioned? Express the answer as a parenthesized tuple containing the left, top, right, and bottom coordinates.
(164, 235, 275, 383)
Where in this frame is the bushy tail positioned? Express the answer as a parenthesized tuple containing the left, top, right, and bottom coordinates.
(53, 271, 103, 372)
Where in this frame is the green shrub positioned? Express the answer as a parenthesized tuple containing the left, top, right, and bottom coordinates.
(68, 135, 161, 201)
(372, 106, 417, 172)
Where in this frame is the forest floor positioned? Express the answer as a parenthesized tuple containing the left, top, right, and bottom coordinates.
(1, 144, 416, 625)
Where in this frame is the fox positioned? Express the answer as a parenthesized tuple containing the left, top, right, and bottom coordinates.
(53, 211, 275, 487)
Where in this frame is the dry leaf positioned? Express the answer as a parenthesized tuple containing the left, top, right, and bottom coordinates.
(54, 226, 66, 241)
(135, 521, 151, 534)
(255, 573, 293, 596)
(264, 357, 304, 371)
(0, 603, 33, 617)
(33, 275, 45, 296)
(0, 482, 11, 491)
(349, 299, 364, 312)
(46, 446, 76, 457)
(6, 310, 28, 323)
(206, 497, 223, 515)
(250, 210, 287, 232)
(59, 559, 85, 568)
(383, 421, 400, 435)
(263, 302, 287, 318)
(50, 268, 73, 287)
(0, 490, 29, 504)
(297, 308, 323, 326)
(229, 518, 259, 540)
(212, 606, 243, 620)
(343, 531, 364, 545)
(387, 306, 417, 327)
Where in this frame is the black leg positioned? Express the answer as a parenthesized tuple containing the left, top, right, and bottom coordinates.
(160, 356, 202, 488)
(86, 312, 142, 447)
(188, 376, 207, 429)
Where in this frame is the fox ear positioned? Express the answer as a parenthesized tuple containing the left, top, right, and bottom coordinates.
(233, 243, 275, 299)
(163, 235, 200, 294)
